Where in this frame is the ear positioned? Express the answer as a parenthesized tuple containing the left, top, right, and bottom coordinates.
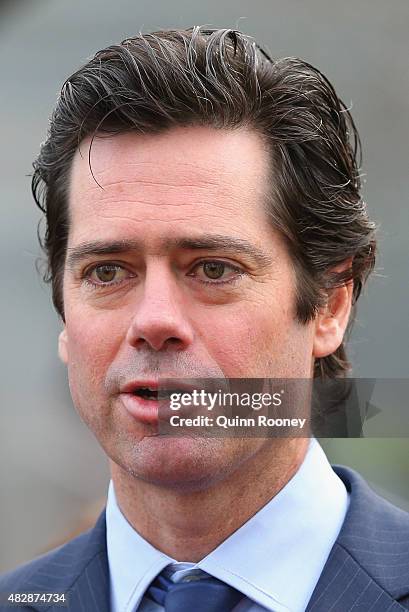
(58, 326, 69, 364)
(313, 261, 354, 359)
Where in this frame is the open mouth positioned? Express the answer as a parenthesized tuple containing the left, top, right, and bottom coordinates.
(121, 383, 201, 425)
(132, 387, 159, 400)
(131, 387, 189, 400)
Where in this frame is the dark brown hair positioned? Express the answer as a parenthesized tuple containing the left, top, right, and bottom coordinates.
(32, 26, 376, 378)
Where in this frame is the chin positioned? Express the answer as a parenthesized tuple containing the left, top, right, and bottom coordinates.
(114, 435, 239, 492)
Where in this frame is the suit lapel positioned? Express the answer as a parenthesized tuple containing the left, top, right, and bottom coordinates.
(306, 542, 406, 611)
(58, 550, 110, 612)
(307, 464, 409, 611)
(26, 511, 110, 612)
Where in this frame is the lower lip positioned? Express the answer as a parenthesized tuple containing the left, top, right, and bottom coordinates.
(120, 393, 162, 425)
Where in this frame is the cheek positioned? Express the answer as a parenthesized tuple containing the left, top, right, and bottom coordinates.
(196, 304, 289, 374)
(196, 296, 309, 378)
(64, 308, 125, 397)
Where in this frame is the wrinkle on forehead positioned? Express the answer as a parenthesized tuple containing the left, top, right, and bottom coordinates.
(76, 178, 238, 209)
(70, 126, 268, 192)
(67, 126, 272, 241)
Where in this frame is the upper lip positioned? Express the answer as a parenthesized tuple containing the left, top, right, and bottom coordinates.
(120, 378, 203, 395)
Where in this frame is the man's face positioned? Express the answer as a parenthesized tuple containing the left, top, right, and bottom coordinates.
(60, 126, 317, 489)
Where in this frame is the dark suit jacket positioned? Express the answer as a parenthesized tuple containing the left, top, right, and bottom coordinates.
(1, 465, 409, 612)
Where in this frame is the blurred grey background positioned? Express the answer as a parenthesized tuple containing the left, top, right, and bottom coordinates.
(1, 0, 408, 572)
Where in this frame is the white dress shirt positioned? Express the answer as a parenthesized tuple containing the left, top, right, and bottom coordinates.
(106, 438, 349, 612)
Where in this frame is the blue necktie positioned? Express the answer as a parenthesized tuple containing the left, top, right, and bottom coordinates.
(147, 570, 244, 611)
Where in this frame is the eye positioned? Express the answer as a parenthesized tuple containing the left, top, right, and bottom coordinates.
(188, 260, 243, 284)
(202, 261, 227, 279)
(85, 264, 131, 286)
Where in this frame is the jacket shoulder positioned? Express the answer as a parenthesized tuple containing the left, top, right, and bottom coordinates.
(334, 464, 409, 530)
(0, 509, 107, 598)
(333, 464, 409, 600)
(0, 528, 94, 592)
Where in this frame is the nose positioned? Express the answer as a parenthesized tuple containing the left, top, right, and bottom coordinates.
(126, 263, 194, 352)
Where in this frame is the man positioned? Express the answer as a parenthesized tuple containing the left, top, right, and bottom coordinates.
(1, 26, 408, 612)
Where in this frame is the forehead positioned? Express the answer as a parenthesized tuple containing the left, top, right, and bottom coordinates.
(67, 126, 272, 247)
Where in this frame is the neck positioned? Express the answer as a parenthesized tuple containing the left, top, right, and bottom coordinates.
(110, 437, 309, 562)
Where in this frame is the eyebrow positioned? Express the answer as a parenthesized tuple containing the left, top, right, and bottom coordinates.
(66, 234, 275, 269)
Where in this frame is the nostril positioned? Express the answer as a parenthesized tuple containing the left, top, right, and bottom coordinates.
(126, 316, 194, 351)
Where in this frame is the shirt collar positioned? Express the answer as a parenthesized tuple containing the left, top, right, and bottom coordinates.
(106, 438, 349, 612)
(106, 482, 173, 611)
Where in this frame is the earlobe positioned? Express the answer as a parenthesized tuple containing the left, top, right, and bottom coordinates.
(58, 328, 69, 364)
(313, 274, 354, 359)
